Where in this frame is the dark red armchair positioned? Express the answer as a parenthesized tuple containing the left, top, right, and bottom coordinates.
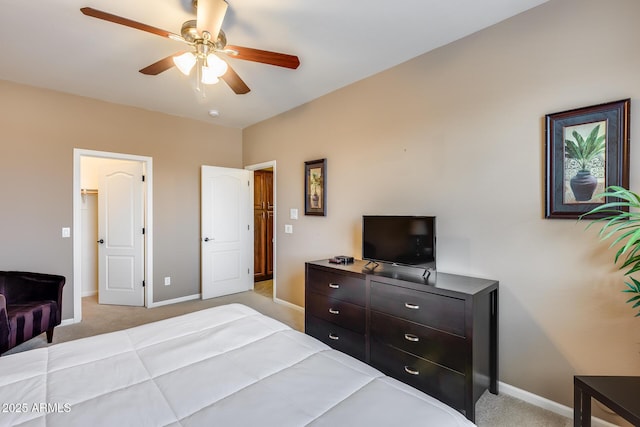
(0, 271, 65, 354)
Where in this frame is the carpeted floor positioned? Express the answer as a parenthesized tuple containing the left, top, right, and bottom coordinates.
(254, 279, 273, 298)
(4, 288, 573, 426)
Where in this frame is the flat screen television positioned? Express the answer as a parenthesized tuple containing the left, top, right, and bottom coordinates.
(362, 215, 436, 269)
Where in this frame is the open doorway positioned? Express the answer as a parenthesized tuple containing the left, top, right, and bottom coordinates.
(246, 161, 276, 300)
(72, 149, 153, 323)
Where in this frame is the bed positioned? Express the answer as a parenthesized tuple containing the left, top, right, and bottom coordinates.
(0, 303, 475, 427)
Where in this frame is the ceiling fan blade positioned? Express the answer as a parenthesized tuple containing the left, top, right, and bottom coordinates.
(197, 0, 228, 40)
(80, 7, 185, 42)
(139, 52, 185, 75)
(221, 65, 250, 94)
(225, 46, 300, 69)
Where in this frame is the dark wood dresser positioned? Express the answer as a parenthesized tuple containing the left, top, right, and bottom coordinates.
(304, 259, 499, 422)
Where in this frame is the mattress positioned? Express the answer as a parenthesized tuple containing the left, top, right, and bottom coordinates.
(0, 303, 475, 427)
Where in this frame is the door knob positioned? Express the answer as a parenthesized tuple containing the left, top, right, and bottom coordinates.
(97, 239, 104, 244)
(204, 237, 212, 242)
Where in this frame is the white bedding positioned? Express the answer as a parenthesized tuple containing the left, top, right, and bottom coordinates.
(0, 304, 475, 427)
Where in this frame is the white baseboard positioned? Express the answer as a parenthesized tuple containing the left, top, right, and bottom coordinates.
(274, 297, 304, 312)
(81, 290, 97, 297)
(147, 293, 200, 308)
(499, 381, 620, 427)
(59, 318, 77, 326)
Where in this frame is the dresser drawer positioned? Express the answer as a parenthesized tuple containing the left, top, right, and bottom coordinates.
(305, 315, 366, 361)
(307, 267, 365, 306)
(370, 280, 466, 336)
(306, 291, 366, 334)
(370, 339, 465, 411)
(370, 311, 467, 374)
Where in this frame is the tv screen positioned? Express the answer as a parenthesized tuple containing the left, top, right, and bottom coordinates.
(362, 216, 436, 268)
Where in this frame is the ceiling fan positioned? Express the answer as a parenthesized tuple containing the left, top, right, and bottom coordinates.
(80, 0, 300, 95)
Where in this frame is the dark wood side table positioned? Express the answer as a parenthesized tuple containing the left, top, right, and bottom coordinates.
(574, 376, 640, 427)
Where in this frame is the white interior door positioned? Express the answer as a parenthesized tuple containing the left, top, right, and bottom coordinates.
(97, 160, 145, 306)
(201, 165, 253, 299)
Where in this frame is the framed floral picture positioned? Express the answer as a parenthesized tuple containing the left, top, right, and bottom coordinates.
(545, 99, 630, 219)
(304, 158, 326, 216)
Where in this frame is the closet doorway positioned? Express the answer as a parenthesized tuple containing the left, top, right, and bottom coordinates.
(72, 149, 153, 323)
(246, 161, 276, 300)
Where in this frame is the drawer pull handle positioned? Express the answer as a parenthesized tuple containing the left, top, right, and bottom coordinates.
(404, 302, 420, 310)
(404, 366, 420, 376)
(328, 308, 340, 315)
(404, 333, 419, 342)
(328, 283, 340, 289)
(328, 333, 339, 340)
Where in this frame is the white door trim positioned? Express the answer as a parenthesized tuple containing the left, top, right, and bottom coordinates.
(72, 149, 153, 323)
(245, 161, 276, 300)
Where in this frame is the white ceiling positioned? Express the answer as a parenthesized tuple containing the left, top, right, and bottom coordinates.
(0, 0, 549, 129)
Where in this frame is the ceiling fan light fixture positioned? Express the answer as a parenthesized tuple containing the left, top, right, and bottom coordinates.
(205, 54, 228, 77)
(173, 52, 196, 75)
(200, 66, 220, 85)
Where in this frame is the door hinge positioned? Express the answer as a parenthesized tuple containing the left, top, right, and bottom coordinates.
(142, 175, 145, 182)
(248, 268, 250, 274)
(142, 280, 146, 287)
(248, 180, 250, 187)
(142, 227, 145, 235)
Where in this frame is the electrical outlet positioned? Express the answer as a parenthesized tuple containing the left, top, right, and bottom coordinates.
(290, 208, 298, 220)
(285, 224, 293, 234)
(164, 277, 171, 286)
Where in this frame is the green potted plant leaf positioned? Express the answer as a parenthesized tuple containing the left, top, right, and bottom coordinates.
(565, 124, 606, 201)
(581, 185, 640, 316)
(309, 172, 322, 208)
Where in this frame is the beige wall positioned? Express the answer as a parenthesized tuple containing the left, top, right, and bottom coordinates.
(0, 80, 242, 318)
(1, 0, 638, 420)
(243, 0, 640, 421)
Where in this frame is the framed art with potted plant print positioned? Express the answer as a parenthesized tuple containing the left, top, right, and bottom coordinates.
(304, 158, 326, 216)
(545, 99, 630, 219)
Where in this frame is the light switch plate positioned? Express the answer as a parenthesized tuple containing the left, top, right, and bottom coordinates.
(285, 224, 293, 234)
(62, 227, 71, 238)
(290, 208, 298, 220)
